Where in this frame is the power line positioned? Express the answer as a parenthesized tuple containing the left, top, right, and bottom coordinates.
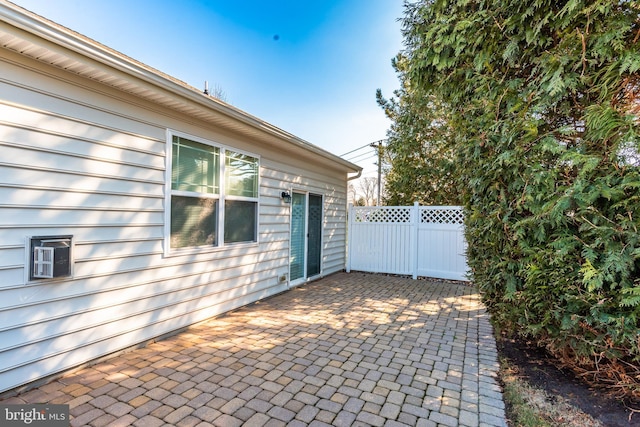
(344, 151, 376, 162)
(345, 155, 379, 167)
(340, 139, 387, 157)
(340, 143, 373, 157)
(356, 154, 379, 164)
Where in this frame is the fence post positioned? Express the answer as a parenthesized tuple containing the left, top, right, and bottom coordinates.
(411, 201, 419, 280)
(346, 203, 353, 273)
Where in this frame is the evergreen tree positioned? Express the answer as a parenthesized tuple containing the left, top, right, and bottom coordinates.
(377, 54, 462, 205)
(397, 0, 640, 396)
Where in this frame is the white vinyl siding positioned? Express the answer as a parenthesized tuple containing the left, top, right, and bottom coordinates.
(0, 51, 350, 393)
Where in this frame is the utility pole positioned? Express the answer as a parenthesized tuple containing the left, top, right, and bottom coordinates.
(370, 140, 384, 206)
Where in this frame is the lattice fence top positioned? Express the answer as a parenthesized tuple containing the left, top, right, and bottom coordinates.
(352, 207, 412, 223)
(420, 207, 464, 225)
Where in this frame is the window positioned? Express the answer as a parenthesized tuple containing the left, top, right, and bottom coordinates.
(168, 133, 259, 252)
(224, 151, 259, 244)
(172, 136, 219, 194)
(224, 200, 257, 243)
(225, 151, 258, 198)
(170, 196, 217, 248)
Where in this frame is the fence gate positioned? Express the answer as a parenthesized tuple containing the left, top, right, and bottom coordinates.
(347, 204, 469, 281)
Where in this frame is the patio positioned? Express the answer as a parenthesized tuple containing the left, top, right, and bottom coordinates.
(1, 272, 506, 427)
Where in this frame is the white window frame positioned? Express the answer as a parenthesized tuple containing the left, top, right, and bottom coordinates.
(164, 129, 260, 256)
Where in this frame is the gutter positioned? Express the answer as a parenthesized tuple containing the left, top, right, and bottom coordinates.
(347, 169, 362, 181)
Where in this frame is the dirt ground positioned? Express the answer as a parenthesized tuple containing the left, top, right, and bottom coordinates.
(497, 336, 640, 427)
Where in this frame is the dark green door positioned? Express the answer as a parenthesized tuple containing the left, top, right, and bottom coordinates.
(307, 194, 322, 277)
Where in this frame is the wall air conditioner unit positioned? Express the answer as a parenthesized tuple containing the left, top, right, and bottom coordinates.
(29, 236, 72, 280)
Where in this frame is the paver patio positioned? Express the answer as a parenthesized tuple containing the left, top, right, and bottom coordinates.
(0, 272, 506, 427)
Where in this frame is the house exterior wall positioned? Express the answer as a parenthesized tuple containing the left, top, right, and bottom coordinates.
(0, 49, 349, 393)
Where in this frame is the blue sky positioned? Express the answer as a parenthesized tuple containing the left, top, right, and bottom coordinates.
(12, 0, 404, 176)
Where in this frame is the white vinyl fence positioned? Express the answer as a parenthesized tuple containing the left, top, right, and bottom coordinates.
(347, 204, 469, 281)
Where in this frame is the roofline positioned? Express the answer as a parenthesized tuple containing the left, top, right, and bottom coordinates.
(0, 0, 362, 175)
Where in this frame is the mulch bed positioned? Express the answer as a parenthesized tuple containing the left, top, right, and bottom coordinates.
(497, 336, 640, 427)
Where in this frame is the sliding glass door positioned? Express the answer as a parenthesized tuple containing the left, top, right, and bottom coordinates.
(290, 192, 323, 285)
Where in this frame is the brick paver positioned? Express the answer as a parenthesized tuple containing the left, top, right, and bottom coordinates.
(0, 272, 506, 426)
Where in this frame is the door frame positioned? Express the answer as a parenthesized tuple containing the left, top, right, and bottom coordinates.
(288, 190, 324, 288)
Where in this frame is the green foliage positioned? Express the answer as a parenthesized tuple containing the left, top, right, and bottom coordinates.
(395, 0, 640, 395)
(377, 55, 462, 205)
